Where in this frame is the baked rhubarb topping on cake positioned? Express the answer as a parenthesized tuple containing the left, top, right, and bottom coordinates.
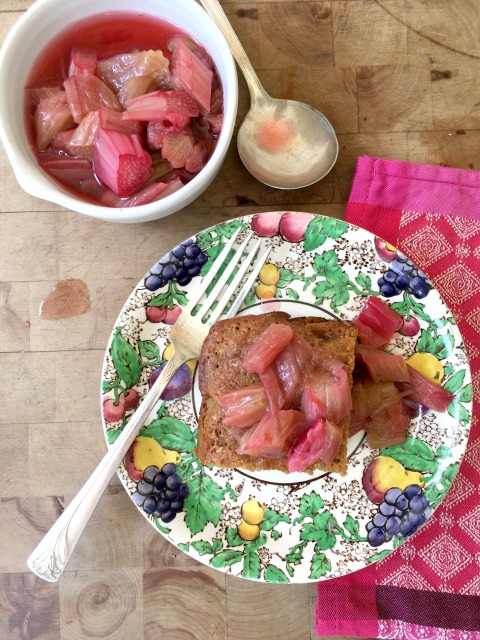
(195, 312, 358, 475)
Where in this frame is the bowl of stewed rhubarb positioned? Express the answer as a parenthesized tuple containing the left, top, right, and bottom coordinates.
(0, 0, 237, 223)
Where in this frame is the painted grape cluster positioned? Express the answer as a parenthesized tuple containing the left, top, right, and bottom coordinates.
(132, 463, 189, 524)
(376, 246, 431, 299)
(366, 484, 432, 547)
(144, 238, 208, 290)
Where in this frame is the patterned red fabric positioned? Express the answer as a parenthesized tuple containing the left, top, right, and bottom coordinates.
(316, 156, 480, 639)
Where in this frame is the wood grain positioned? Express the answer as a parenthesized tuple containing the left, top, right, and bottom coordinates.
(1, 0, 480, 637)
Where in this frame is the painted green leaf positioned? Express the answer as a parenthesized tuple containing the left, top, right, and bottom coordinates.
(212, 538, 223, 555)
(434, 333, 454, 359)
(264, 565, 289, 584)
(102, 379, 119, 392)
(147, 290, 171, 308)
(380, 437, 438, 474)
(416, 329, 435, 354)
(110, 327, 142, 388)
(271, 530, 280, 540)
(442, 462, 460, 485)
(448, 401, 470, 424)
(304, 218, 348, 252)
(312, 250, 339, 275)
(177, 542, 190, 552)
(284, 551, 303, 565)
(343, 515, 360, 537)
(356, 273, 372, 291)
(299, 492, 324, 517)
(138, 340, 161, 360)
(436, 445, 453, 459)
(444, 370, 466, 394)
(458, 383, 472, 403)
(277, 267, 295, 288)
(242, 549, 261, 580)
(312, 280, 337, 301)
(106, 428, 122, 444)
(261, 509, 291, 531)
(226, 527, 244, 547)
(309, 553, 331, 579)
(286, 287, 299, 300)
(153, 518, 170, 534)
(300, 520, 335, 547)
(142, 417, 196, 453)
(183, 471, 225, 535)
(245, 533, 267, 551)
(210, 550, 243, 569)
(191, 540, 213, 555)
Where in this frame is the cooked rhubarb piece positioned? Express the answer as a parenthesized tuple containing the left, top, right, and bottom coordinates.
(288, 418, 342, 472)
(274, 341, 304, 407)
(356, 344, 410, 383)
(64, 75, 121, 124)
(185, 139, 214, 173)
(161, 131, 196, 168)
(66, 111, 100, 159)
(351, 378, 402, 423)
(98, 107, 141, 136)
(97, 50, 169, 92)
(171, 39, 213, 111)
(100, 177, 183, 208)
(237, 409, 306, 458)
(259, 365, 286, 413)
(243, 324, 294, 375)
(354, 318, 391, 349)
(27, 83, 63, 107)
(34, 92, 74, 151)
(305, 363, 352, 424)
(68, 46, 97, 76)
(364, 395, 413, 449)
(300, 386, 326, 424)
(123, 89, 199, 124)
(38, 155, 95, 186)
(219, 382, 268, 429)
(93, 129, 153, 197)
(51, 128, 76, 153)
(117, 77, 154, 108)
(354, 296, 403, 347)
(398, 364, 454, 413)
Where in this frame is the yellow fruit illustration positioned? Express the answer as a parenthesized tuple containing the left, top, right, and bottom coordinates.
(241, 500, 265, 525)
(163, 343, 196, 374)
(132, 435, 180, 472)
(363, 455, 423, 503)
(255, 283, 276, 299)
(259, 263, 280, 286)
(237, 519, 261, 541)
(407, 352, 444, 384)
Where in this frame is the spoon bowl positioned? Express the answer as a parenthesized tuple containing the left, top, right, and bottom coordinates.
(199, 0, 339, 189)
(238, 96, 338, 189)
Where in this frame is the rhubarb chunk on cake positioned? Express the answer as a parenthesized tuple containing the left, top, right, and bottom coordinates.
(195, 312, 358, 476)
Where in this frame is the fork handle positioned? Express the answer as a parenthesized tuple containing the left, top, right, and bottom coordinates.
(27, 353, 185, 582)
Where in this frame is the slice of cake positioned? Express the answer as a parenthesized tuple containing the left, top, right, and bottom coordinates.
(195, 312, 358, 476)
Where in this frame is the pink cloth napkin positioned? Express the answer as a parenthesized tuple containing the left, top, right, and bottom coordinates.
(316, 156, 480, 639)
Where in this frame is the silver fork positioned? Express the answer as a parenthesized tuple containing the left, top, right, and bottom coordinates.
(27, 229, 271, 582)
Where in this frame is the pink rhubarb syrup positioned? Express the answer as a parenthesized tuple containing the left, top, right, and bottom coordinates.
(24, 12, 224, 207)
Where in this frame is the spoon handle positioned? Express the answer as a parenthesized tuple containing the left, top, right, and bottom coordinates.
(199, 0, 267, 102)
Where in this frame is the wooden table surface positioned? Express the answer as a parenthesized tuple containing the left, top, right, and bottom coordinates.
(1, 0, 479, 638)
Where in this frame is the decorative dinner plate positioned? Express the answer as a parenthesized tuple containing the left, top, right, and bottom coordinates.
(101, 212, 472, 583)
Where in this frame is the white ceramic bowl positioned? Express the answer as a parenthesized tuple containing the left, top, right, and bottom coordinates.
(0, 0, 238, 223)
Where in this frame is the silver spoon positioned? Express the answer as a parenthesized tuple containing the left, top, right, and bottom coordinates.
(200, 0, 339, 189)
